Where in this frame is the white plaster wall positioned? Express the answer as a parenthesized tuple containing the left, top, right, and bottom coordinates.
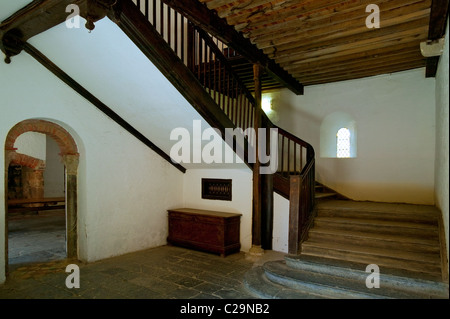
(44, 136, 65, 198)
(182, 170, 292, 254)
(435, 19, 449, 259)
(0, 45, 184, 284)
(14, 132, 47, 161)
(182, 168, 253, 252)
(273, 193, 289, 253)
(273, 69, 436, 205)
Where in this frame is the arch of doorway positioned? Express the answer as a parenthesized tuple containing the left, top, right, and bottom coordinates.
(4, 119, 80, 274)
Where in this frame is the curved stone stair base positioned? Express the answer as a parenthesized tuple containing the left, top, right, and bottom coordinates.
(244, 255, 449, 299)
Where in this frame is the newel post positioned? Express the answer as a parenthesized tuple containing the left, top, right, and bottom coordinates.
(62, 154, 79, 260)
(249, 63, 264, 257)
(288, 175, 301, 255)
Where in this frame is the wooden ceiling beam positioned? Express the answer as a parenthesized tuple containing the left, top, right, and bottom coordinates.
(198, 0, 265, 11)
(293, 52, 425, 78)
(277, 26, 428, 65)
(282, 39, 422, 70)
(291, 49, 423, 75)
(257, 6, 430, 51)
(232, 0, 354, 31)
(213, 0, 280, 17)
(160, 0, 304, 94)
(267, 17, 429, 60)
(425, 0, 449, 77)
(286, 42, 421, 75)
(0, 0, 116, 62)
(246, 0, 429, 40)
(300, 61, 425, 85)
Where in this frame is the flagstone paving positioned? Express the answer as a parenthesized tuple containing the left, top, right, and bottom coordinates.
(0, 245, 285, 299)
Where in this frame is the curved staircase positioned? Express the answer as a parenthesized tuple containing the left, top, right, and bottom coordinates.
(245, 200, 449, 299)
(112, 0, 447, 299)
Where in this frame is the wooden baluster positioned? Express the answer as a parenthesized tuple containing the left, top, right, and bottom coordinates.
(187, 23, 194, 71)
(300, 146, 303, 172)
(294, 143, 297, 174)
(144, 0, 148, 19)
(197, 33, 202, 80)
(160, 2, 164, 37)
(203, 41, 207, 88)
(234, 82, 239, 125)
(225, 73, 230, 116)
(219, 60, 224, 109)
(250, 105, 254, 142)
(238, 89, 243, 128)
(279, 134, 282, 174)
(213, 53, 217, 104)
(281, 136, 285, 175)
(288, 139, 291, 176)
(208, 46, 212, 95)
(152, 0, 156, 26)
(231, 79, 236, 121)
(167, 6, 171, 48)
(181, 17, 185, 64)
(246, 100, 250, 131)
(230, 79, 235, 121)
(174, 12, 178, 57)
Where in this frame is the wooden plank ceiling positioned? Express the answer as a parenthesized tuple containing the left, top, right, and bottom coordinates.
(198, 0, 432, 86)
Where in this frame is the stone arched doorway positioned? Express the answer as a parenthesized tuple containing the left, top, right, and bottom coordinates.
(4, 119, 79, 272)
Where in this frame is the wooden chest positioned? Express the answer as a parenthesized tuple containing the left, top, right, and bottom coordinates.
(167, 208, 242, 257)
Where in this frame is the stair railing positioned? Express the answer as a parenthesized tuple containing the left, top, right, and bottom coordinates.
(131, 0, 315, 255)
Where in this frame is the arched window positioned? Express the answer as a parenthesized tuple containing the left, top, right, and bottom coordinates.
(337, 128, 351, 158)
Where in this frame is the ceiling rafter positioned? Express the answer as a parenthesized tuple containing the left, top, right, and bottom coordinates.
(199, 0, 440, 86)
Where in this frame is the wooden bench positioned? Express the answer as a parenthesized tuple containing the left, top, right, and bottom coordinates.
(7, 197, 65, 214)
(167, 208, 242, 257)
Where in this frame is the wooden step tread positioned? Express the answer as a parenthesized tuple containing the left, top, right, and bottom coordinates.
(317, 209, 438, 225)
(287, 254, 446, 283)
(315, 216, 438, 230)
(315, 193, 337, 199)
(316, 209, 439, 224)
(308, 228, 440, 247)
(302, 241, 442, 264)
(296, 252, 444, 281)
(300, 249, 442, 278)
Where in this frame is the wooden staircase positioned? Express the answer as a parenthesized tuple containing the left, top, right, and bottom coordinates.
(245, 199, 449, 299)
(314, 182, 342, 200)
(122, 0, 316, 254)
(301, 200, 446, 281)
(118, 0, 448, 297)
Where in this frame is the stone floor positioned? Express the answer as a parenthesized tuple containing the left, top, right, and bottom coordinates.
(1, 201, 447, 308)
(2, 210, 285, 299)
(1, 245, 288, 300)
(7, 210, 66, 270)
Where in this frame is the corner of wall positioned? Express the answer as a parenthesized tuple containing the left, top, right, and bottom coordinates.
(435, 17, 450, 264)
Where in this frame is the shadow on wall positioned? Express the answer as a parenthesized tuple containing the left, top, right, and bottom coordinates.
(271, 94, 322, 129)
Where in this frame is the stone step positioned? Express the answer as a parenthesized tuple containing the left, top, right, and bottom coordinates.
(301, 242, 442, 279)
(316, 207, 439, 225)
(313, 216, 439, 239)
(285, 255, 449, 298)
(263, 261, 389, 299)
(243, 267, 325, 299)
(315, 192, 338, 199)
(302, 239, 441, 265)
(244, 258, 449, 299)
(307, 228, 441, 254)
